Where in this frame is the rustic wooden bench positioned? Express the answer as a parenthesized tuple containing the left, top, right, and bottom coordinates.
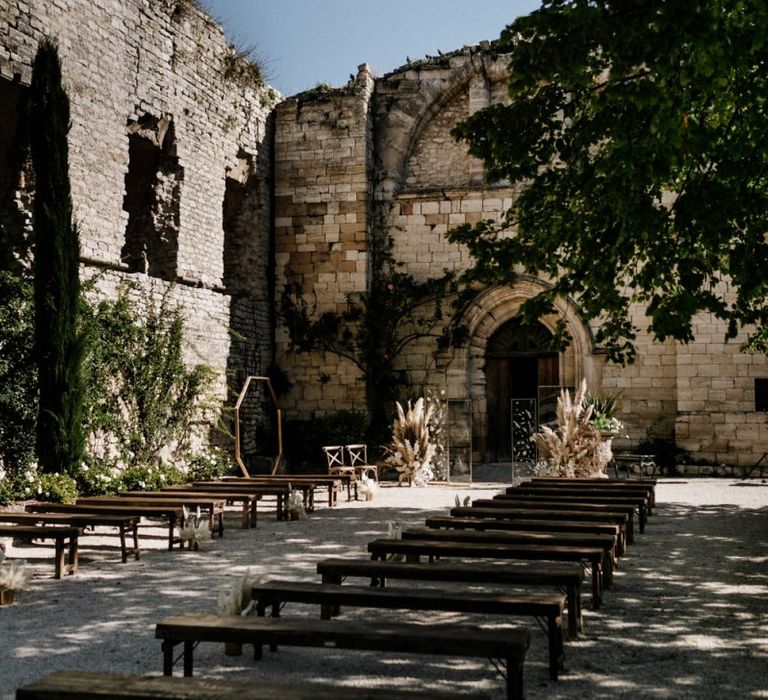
(77, 496, 225, 538)
(156, 613, 530, 699)
(221, 474, 344, 507)
(159, 486, 261, 528)
(454, 504, 631, 551)
(27, 502, 184, 550)
(0, 524, 81, 578)
(0, 511, 139, 563)
(427, 514, 624, 556)
(402, 527, 618, 575)
(316, 556, 585, 638)
(610, 453, 658, 478)
(471, 499, 636, 544)
(15, 669, 492, 699)
(367, 537, 607, 609)
(189, 481, 294, 520)
(508, 483, 654, 517)
(251, 579, 565, 680)
(530, 476, 657, 507)
(494, 491, 648, 533)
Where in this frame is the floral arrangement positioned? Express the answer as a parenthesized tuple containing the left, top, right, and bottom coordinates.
(0, 560, 31, 601)
(583, 392, 626, 436)
(359, 474, 378, 500)
(386, 521, 403, 561)
(217, 570, 261, 617)
(454, 495, 471, 508)
(532, 379, 605, 478)
(286, 487, 307, 520)
(177, 505, 211, 550)
(385, 397, 436, 487)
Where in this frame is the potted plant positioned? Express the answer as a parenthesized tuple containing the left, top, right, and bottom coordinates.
(0, 559, 31, 605)
(583, 392, 626, 471)
(359, 474, 378, 501)
(286, 488, 307, 520)
(177, 506, 211, 550)
(385, 398, 436, 487)
(217, 570, 260, 655)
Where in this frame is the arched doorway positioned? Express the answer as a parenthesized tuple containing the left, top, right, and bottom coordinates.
(485, 319, 559, 462)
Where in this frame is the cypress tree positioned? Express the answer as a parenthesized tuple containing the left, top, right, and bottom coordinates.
(29, 38, 85, 475)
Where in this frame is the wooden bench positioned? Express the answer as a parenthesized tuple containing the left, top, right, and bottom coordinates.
(530, 476, 657, 507)
(27, 502, 184, 550)
(471, 499, 636, 544)
(316, 556, 585, 638)
(427, 514, 624, 556)
(159, 486, 261, 528)
(508, 483, 654, 517)
(367, 537, 607, 609)
(453, 505, 630, 550)
(189, 481, 294, 520)
(221, 475, 344, 507)
(77, 496, 225, 538)
(0, 511, 139, 563)
(156, 613, 530, 699)
(0, 524, 80, 578)
(610, 453, 658, 477)
(251, 579, 565, 680)
(16, 669, 493, 699)
(494, 491, 648, 533)
(402, 527, 618, 574)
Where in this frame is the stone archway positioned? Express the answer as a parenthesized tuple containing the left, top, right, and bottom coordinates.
(485, 318, 559, 462)
(443, 279, 603, 463)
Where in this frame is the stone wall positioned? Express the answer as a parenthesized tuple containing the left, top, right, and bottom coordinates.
(0, 0, 276, 462)
(273, 67, 374, 419)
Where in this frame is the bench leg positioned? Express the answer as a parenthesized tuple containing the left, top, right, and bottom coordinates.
(567, 583, 583, 637)
(591, 561, 602, 610)
(54, 538, 65, 579)
(250, 500, 258, 528)
(241, 502, 249, 529)
(119, 524, 128, 563)
(162, 640, 175, 676)
(626, 513, 635, 544)
(132, 522, 140, 560)
(506, 654, 525, 700)
(183, 640, 194, 676)
(69, 536, 78, 575)
(548, 613, 565, 680)
(639, 504, 647, 533)
(170, 516, 178, 551)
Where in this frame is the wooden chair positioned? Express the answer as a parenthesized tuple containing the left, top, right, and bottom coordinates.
(346, 444, 378, 482)
(322, 445, 358, 500)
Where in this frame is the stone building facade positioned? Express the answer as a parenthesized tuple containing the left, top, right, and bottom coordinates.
(1, 0, 275, 459)
(3, 1, 767, 468)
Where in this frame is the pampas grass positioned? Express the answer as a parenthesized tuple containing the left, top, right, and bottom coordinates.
(385, 398, 436, 486)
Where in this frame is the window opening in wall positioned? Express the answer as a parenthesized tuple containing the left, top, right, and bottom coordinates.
(122, 114, 182, 281)
(0, 78, 33, 270)
(755, 378, 768, 411)
(223, 149, 255, 293)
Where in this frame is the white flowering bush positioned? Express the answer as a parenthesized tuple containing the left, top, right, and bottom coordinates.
(385, 397, 436, 487)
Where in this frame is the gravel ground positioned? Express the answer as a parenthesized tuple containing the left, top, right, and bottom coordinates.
(1, 477, 767, 699)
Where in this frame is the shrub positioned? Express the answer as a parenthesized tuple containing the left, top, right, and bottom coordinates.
(35, 472, 78, 503)
(184, 448, 235, 482)
(118, 462, 184, 492)
(75, 458, 123, 496)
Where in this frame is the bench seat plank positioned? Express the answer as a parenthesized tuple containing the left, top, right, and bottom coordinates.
(0, 524, 80, 578)
(16, 670, 491, 699)
(426, 515, 624, 556)
(26, 502, 183, 550)
(252, 579, 565, 680)
(0, 511, 139, 563)
(316, 557, 585, 637)
(368, 537, 606, 609)
(156, 613, 530, 700)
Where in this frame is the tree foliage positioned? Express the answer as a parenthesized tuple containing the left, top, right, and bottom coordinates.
(450, 0, 768, 362)
(29, 38, 86, 473)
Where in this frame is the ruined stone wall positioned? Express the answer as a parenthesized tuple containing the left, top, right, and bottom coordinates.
(273, 68, 374, 419)
(0, 0, 276, 459)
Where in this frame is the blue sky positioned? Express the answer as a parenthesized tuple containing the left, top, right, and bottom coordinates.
(205, 1, 542, 96)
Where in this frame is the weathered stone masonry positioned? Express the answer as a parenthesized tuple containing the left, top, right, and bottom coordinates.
(1, 0, 275, 459)
(3, 1, 767, 468)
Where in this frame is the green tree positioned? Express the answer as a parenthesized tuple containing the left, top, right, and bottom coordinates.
(29, 38, 85, 474)
(450, 0, 768, 363)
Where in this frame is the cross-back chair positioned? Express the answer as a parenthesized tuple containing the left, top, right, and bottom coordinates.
(346, 444, 378, 482)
